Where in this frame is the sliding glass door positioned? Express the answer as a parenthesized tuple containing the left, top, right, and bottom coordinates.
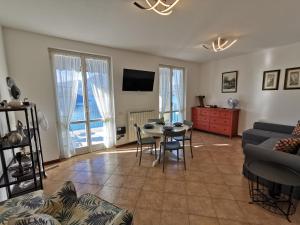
(159, 65, 185, 123)
(52, 51, 114, 158)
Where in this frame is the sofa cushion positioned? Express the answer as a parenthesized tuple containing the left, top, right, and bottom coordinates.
(273, 138, 300, 154)
(253, 122, 295, 134)
(8, 214, 61, 225)
(109, 209, 133, 225)
(292, 121, 300, 137)
(38, 181, 77, 225)
(257, 138, 281, 150)
(66, 193, 133, 225)
(243, 129, 291, 145)
(0, 190, 45, 225)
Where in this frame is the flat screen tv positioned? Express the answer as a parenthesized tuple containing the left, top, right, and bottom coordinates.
(122, 69, 155, 91)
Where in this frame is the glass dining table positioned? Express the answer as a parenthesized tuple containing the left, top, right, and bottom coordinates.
(141, 123, 189, 167)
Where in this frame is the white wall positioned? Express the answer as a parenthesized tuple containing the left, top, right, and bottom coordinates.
(3, 28, 201, 162)
(0, 26, 10, 134)
(0, 25, 14, 201)
(198, 42, 300, 134)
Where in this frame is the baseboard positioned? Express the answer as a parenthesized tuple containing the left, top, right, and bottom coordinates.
(44, 159, 61, 166)
(115, 141, 137, 148)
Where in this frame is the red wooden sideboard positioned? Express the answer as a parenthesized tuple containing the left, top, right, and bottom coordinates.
(192, 107, 240, 138)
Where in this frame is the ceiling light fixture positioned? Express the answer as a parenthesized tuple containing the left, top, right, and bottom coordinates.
(202, 37, 238, 52)
(134, 0, 180, 16)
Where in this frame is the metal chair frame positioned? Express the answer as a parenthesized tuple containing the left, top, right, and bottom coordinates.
(134, 124, 157, 166)
(160, 129, 186, 172)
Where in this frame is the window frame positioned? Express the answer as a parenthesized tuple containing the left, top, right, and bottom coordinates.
(49, 48, 114, 153)
(159, 64, 186, 123)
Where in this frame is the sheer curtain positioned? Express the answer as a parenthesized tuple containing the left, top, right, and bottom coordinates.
(159, 67, 171, 119)
(173, 68, 184, 122)
(52, 54, 81, 158)
(86, 58, 115, 148)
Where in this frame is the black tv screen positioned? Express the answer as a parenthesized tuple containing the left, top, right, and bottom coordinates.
(122, 69, 155, 91)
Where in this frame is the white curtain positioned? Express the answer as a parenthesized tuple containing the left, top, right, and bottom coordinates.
(159, 67, 171, 119)
(86, 58, 115, 148)
(53, 54, 81, 158)
(173, 68, 184, 122)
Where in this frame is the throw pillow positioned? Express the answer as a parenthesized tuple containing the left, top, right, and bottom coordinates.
(273, 137, 300, 154)
(66, 193, 131, 225)
(8, 214, 61, 225)
(0, 190, 45, 225)
(37, 181, 77, 225)
(292, 121, 300, 136)
(109, 209, 133, 225)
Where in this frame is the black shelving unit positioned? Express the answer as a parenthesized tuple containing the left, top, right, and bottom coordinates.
(0, 103, 46, 198)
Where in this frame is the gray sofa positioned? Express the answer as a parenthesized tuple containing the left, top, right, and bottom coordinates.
(242, 122, 300, 198)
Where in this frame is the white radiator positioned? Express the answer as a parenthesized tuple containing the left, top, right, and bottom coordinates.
(128, 110, 157, 142)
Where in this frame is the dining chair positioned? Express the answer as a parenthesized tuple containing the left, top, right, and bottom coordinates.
(134, 124, 157, 166)
(160, 129, 186, 172)
(174, 120, 194, 158)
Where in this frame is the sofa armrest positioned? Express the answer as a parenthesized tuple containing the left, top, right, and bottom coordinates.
(253, 122, 294, 134)
(244, 144, 300, 173)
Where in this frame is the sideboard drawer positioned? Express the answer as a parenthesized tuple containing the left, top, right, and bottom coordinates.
(219, 111, 232, 119)
(192, 114, 199, 122)
(200, 109, 210, 116)
(198, 123, 210, 131)
(199, 116, 210, 123)
(192, 109, 200, 121)
(191, 107, 239, 138)
(210, 117, 231, 126)
(210, 124, 231, 134)
(210, 110, 220, 117)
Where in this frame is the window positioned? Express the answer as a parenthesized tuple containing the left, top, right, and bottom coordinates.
(51, 50, 114, 158)
(159, 65, 185, 123)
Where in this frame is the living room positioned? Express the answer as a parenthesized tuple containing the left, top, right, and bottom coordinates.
(0, 1, 300, 225)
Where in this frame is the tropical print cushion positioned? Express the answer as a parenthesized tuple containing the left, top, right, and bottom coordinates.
(0, 181, 133, 225)
(292, 121, 300, 137)
(7, 213, 61, 225)
(109, 209, 133, 225)
(66, 193, 133, 225)
(273, 137, 300, 154)
(0, 190, 45, 225)
(37, 181, 78, 225)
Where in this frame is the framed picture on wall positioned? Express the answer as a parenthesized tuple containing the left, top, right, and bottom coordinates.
(262, 70, 280, 90)
(284, 67, 300, 90)
(222, 71, 238, 93)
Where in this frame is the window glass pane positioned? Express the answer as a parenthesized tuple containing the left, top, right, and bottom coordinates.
(70, 78, 85, 122)
(86, 58, 109, 120)
(172, 68, 184, 112)
(159, 66, 184, 123)
(172, 111, 183, 123)
(163, 113, 171, 123)
(90, 121, 104, 145)
(70, 123, 88, 148)
(87, 76, 102, 120)
(159, 67, 171, 113)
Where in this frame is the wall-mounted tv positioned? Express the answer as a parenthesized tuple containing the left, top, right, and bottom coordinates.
(122, 69, 155, 91)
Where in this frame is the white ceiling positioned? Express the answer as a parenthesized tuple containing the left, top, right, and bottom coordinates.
(0, 0, 300, 63)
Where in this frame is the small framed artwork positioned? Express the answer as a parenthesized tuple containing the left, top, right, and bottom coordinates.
(284, 67, 300, 90)
(262, 70, 280, 90)
(222, 71, 238, 93)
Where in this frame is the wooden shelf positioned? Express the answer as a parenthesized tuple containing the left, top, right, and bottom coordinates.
(0, 103, 36, 112)
(11, 178, 42, 198)
(0, 129, 34, 151)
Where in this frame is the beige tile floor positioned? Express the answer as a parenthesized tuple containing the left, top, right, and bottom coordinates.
(43, 131, 300, 225)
